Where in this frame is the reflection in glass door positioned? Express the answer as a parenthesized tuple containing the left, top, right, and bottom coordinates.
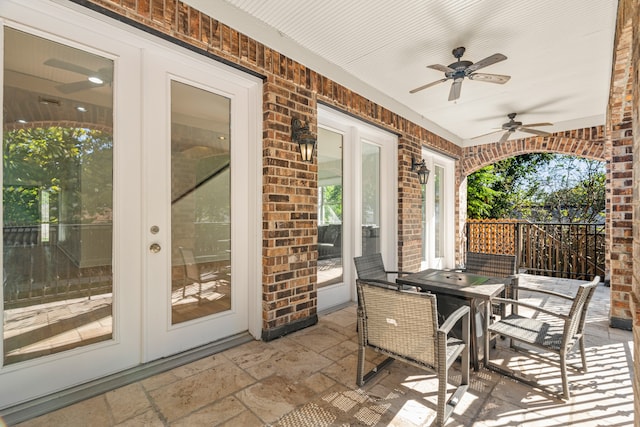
(361, 143, 381, 255)
(317, 128, 343, 288)
(3, 28, 114, 365)
(170, 81, 231, 324)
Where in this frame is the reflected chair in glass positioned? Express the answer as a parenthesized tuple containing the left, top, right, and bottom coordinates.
(178, 247, 218, 300)
(485, 276, 600, 400)
(356, 279, 470, 426)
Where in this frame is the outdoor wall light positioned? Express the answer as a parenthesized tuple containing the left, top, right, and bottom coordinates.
(291, 117, 316, 162)
(411, 156, 430, 185)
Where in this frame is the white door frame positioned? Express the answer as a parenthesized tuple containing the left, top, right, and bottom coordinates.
(317, 106, 397, 311)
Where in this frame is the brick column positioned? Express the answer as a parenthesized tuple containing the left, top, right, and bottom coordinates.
(621, 0, 640, 423)
(608, 0, 635, 331)
(261, 76, 318, 340)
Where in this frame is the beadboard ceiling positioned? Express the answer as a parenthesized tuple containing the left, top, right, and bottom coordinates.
(184, 0, 618, 147)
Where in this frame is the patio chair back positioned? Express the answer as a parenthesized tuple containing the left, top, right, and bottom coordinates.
(179, 247, 200, 283)
(353, 253, 388, 281)
(564, 278, 599, 351)
(465, 252, 517, 277)
(358, 279, 440, 367)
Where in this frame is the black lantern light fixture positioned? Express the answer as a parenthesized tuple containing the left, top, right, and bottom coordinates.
(411, 156, 430, 185)
(291, 117, 316, 162)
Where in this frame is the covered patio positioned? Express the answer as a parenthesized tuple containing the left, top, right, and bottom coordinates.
(13, 275, 634, 426)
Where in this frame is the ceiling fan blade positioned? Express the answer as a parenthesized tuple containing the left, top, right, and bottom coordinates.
(468, 73, 511, 84)
(427, 63, 454, 73)
(409, 78, 447, 94)
(520, 127, 551, 136)
(499, 131, 510, 143)
(471, 129, 502, 139)
(56, 80, 102, 94)
(466, 53, 507, 73)
(521, 122, 553, 127)
(448, 79, 462, 101)
(44, 58, 97, 77)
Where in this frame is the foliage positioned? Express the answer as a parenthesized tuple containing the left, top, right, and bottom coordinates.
(467, 154, 605, 223)
(467, 154, 553, 219)
(525, 157, 606, 223)
(320, 184, 342, 224)
(3, 127, 113, 226)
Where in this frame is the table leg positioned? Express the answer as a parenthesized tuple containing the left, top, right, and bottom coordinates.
(469, 299, 479, 371)
(484, 300, 491, 368)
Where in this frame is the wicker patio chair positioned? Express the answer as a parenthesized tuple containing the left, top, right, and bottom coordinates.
(464, 251, 519, 316)
(485, 276, 600, 400)
(356, 279, 470, 426)
(354, 253, 415, 290)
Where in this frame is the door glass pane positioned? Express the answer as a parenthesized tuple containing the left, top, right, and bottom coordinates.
(434, 165, 444, 258)
(171, 80, 231, 324)
(421, 184, 427, 260)
(317, 128, 343, 288)
(361, 143, 380, 255)
(3, 28, 114, 365)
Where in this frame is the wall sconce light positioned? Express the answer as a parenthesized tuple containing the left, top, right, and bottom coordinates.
(291, 117, 316, 162)
(411, 156, 430, 185)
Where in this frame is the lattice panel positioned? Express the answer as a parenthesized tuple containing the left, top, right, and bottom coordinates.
(466, 219, 518, 255)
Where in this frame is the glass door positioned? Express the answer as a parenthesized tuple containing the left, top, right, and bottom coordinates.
(0, 19, 141, 408)
(143, 50, 254, 360)
(421, 150, 455, 270)
(317, 106, 397, 311)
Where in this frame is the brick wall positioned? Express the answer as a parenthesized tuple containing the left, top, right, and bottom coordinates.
(461, 128, 606, 175)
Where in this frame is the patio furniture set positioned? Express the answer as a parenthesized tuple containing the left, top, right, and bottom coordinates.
(354, 252, 599, 426)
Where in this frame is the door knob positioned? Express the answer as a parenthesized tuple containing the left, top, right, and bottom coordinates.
(149, 243, 161, 253)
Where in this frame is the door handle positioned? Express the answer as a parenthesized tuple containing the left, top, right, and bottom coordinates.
(149, 243, 161, 253)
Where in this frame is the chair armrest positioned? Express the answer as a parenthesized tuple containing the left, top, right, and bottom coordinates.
(510, 286, 573, 301)
(386, 270, 412, 276)
(491, 297, 570, 321)
(439, 305, 470, 335)
(356, 279, 402, 290)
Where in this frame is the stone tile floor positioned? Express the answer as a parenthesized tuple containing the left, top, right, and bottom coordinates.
(14, 275, 635, 426)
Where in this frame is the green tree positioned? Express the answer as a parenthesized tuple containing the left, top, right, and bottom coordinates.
(527, 157, 605, 223)
(467, 154, 605, 223)
(466, 154, 553, 219)
(3, 126, 112, 225)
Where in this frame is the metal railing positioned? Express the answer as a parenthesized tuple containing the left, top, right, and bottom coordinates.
(466, 219, 605, 281)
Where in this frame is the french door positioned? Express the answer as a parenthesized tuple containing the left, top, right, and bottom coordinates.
(0, 0, 260, 409)
(143, 50, 258, 360)
(317, 106, 397, 311)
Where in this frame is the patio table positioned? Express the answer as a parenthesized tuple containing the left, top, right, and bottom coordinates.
(396, 269, 507, 371)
